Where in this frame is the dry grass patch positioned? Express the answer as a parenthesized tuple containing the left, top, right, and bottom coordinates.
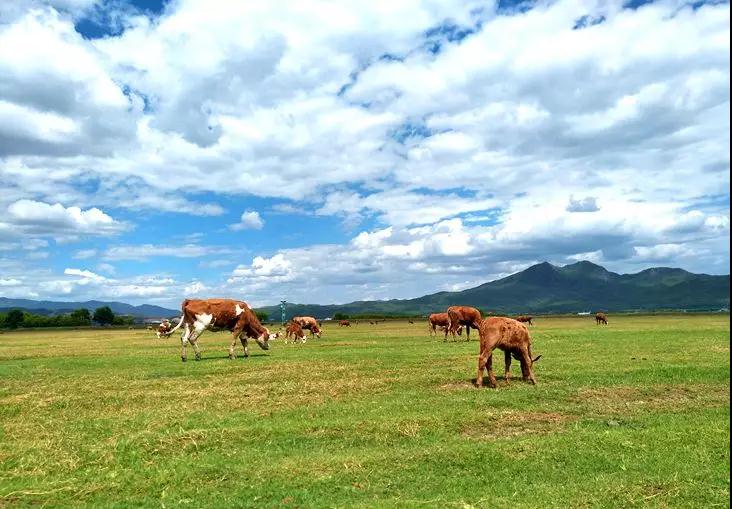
(462, 411, 575, 440)
(574, 384, 730, 416)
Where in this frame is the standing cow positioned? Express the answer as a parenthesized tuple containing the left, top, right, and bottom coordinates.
(475, 317, 541, 388)
(595, 312, 608, 325)
(161, 299, 278, 362)
(446, 306, 482, 341)
(428, 312, 462, 338)
(515, 315, 534, 326)
(292, 316, 322, 338)
(338, 320, 351, 327)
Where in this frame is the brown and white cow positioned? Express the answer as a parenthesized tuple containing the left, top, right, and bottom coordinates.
(446, 306, 482, 341)
(292, 316, 322, 338)
(162, 299, 278, 362)
(476, 316, 541, 388)
(156, 319, 172, 339)
(428, 312, 462, 338)
(284, 321, 307, 344)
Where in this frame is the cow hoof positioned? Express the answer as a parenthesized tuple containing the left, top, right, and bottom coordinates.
(181, 357, 187, 363)
(195, 354, 201, 361)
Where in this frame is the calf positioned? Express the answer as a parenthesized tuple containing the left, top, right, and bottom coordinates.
(446, 306, 482, 341)
(476, 317, 541, 388)
(595, 312, 608, 325)
(284, 321, 307, 344)
(162, 299, 278, 362)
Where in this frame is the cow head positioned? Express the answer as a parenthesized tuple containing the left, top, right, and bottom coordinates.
(313, 325, 322, 338)
(255, 327, 279, 350)
(456, 325, 463, 336)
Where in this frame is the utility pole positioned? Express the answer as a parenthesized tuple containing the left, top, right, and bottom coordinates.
(280, 300, 287, 324)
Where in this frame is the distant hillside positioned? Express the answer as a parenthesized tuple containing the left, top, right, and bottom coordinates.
(257, 261, 730, 318)
(0, 298, 178, 318)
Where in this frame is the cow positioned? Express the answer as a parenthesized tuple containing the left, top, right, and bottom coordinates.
(161, 299, 278, 362)
(595, 312, 608, 325)
(338, 320, 351, 327)
(428, 312, 462, 338)
(156, 319, 172, 339)
(476, 316, 541, 388)
(446, 306, 482, 341)
(284, 321, 307, 344)
(515, 315, 534, 326)
(292, 316, 322, 338)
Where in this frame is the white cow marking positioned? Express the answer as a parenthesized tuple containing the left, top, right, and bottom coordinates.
(235, 304, 245, 316)
(194, 313, 214, 332)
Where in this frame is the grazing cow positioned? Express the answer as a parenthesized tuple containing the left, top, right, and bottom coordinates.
(339, 320, 351, 327)
(476, 317, 541, 388)
(515, 315, 534, 326)
(284, 321, 307, 344)
(156, 319, 172, 339)
(446, 306, 482, 341)
(292, 316, 322, 338)
(408, 320, 414, 324)
(595, 312, 608, 325)
(428, 312, 462, 338)
(162, 299, 278, 362)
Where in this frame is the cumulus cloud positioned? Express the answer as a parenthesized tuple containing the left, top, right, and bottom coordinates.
(567, 196, 600, 213)
(1, 200, 127, 239)
(0, 0, 728, 305)
(229, 211, 264, 231)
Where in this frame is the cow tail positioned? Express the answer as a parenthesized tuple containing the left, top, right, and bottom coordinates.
(162, 299, 188, 337)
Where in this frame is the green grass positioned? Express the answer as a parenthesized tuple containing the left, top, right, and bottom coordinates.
(0, 315, 729, 508)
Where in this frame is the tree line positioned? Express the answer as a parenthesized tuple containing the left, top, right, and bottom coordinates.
(0, 306, 134, 329)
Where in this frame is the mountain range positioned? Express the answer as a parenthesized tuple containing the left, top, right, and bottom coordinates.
(1, 261, 729, 319)
(257, 261, 730, 317)
(0, 298, 178, 318)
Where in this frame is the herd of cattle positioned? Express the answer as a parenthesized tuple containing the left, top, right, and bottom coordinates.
(156, 298, 609, 388)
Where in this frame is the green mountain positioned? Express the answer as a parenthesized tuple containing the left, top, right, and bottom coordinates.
(258, 261, 730, 318)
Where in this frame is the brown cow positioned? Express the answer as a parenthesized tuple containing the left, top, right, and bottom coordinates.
(284, 321, 306, 344)
(428, 312, 462, 338)
(162, 299, 278, 362)
(515, 315, 534, 326)
(292, 316, 322, 338)
(595, 312, 608, 325)
(476, 316, 541, 388)
(446, 306, 482, 341)
(338, 320, 351, 327)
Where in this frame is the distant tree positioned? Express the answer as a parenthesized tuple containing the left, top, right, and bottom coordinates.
(6, 309, 24, 329)
(254, 311, 269, 322)
(93, 306, 115, 325)
(112, 315, 134, 326)
(70, 308, 91, 325)
(333, 312, 349, 320)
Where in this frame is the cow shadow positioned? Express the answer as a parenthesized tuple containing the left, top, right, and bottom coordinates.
(195, 353, 270, 362)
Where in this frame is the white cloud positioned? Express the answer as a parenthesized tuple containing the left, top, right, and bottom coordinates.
(229, 210, 264, 231)
(73, 248, 98, 259)
(2, 200, 127, 239)
(103, 243, 232, 261)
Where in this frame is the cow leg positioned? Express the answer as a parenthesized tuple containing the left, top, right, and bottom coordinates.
(239, 336, 250, 357)
(465, 324, 471, 341)
(180, 323, 192, 362)
(229, 332, 239, 359)
(504, 350, 512, 381)
(485, 351, 497, 388)
(476, 350, 488, 388)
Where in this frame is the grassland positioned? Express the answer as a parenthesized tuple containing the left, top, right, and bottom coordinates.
(0, 315, 729, 508)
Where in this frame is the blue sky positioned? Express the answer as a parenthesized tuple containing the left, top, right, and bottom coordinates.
(0, 0, 729, 308)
